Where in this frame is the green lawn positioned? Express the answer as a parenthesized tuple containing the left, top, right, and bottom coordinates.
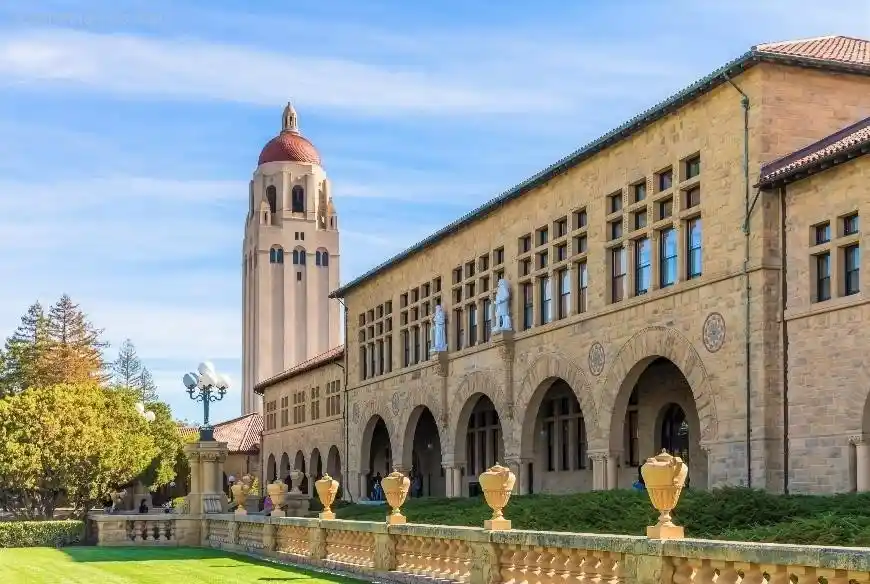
(0, 547, 362, 584)
(334, 487, 870, 546)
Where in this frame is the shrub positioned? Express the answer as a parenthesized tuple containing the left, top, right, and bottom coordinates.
(0, 520, 85, 548)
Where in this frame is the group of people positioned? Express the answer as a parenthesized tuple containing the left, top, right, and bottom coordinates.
(369, 469, 425, 501)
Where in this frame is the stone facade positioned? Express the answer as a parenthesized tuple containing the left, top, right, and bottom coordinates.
(256, 37, 870, 497)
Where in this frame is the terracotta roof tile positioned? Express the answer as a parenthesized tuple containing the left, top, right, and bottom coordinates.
(755, 35, 870, 66)
(258, 131, 321, 166)
(175, 414, 263, 453)
(759, 116, 870, 186)
(254, 345, 344, 393)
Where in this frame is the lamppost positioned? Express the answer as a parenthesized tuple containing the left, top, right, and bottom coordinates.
(182, 361, 230, 441)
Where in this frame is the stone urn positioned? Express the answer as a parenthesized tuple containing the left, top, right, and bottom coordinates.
(289, 469, 305, 494)
(640, 449, 689, 540)
(380, 468, 410, 525)
(267, 479, 288, 516)
(479, 463, 516, 530)
(230, 476, 252, 515)
(315, 473, 340, 520)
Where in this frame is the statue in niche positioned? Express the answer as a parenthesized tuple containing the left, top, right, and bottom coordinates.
(432, 305, 448, 352)
(492, 278, 513, 332)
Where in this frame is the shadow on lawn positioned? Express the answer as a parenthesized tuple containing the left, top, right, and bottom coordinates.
(60, 547, 357, 582)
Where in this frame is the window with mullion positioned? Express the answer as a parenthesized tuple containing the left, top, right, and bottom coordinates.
(611, 247, 625, 303)
(468, 304, 478, 346)
(558, 269, 570, 319)
(577, 262, 588, 313)
(816, 252, 831, 301)
(522, 283, 534, 330)
(687, 218, 702, 279)
(483, 298, 492, 341)
(660, 228, 677, 287)
(845, 244, 860, 296)
(635, 237, 651, 295)
(540, 276, 552, 324)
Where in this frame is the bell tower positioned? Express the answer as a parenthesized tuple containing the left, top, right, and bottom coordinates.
(241, 103, 341, 415)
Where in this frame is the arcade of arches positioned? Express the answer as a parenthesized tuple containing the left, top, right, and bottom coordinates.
(265, 445, 343, 496)
(352, 356, 708, 500)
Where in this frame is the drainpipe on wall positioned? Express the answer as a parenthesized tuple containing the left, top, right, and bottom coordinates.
(723, 73, 754, 488)
(336, 299, 353, 503)
(779, 186, 790, 494)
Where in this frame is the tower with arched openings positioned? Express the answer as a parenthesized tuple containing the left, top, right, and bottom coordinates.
(242, 103, 341, 415)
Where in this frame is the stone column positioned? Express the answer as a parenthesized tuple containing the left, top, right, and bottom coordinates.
(453, 465, 463, 497)
(183, 440, 229, 515)
(606, 451, 620, 490)
(852, 436, 870, 492)
(589, 452, 607, 490)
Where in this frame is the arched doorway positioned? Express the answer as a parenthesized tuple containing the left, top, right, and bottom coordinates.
(458, 395, 503, 497)
(294, 450, 307, 494)
(279, 452, 291, 483)
(360, 415, 392, 500)
(266, 454, 277, 482)
(522, 379, 591, 494)
(310, 448, 323, 482)
(610, 357, 707, 489)
(403, 406, 444, 498)
(326, 445, 343, 498)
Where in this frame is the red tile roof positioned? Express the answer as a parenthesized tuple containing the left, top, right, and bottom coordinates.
(254, 345, 344, 394)
(175, 413, 263, 453)
(755, 36, 870, 66)
(758, 116, 870, 187)
(258, 131, 321, 166)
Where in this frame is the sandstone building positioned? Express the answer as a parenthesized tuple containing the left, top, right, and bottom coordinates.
(254, 35, 870, 498)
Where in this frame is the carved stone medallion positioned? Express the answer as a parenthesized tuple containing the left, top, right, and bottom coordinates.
(352, 402, 360, 423)
(588, 342, 606, 376)
(702, 312, 726, 353)
(391, 391, 401, 416)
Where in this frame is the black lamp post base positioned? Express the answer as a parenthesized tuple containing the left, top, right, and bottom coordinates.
(199, 427, 215, 441)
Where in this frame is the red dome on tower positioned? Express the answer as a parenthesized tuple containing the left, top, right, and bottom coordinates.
(257, 103, 322, 166)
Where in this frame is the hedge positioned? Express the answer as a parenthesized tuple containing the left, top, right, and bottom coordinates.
(0, 520, 85, 548)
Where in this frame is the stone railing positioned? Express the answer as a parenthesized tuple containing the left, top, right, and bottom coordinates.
(90, 454, 870, 584)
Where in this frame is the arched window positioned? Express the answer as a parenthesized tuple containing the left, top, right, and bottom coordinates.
(660, 403, 689, 461)
(269, 247, 284, 264)
(293, 248, 306, 265)
(266, 186, 277, 214)
(291, 186, 305, 213)
(315, 248, 329, 267)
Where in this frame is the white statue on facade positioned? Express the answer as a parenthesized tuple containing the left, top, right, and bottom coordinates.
(432, 305, 448, 352)
(492, 278, 513, 332)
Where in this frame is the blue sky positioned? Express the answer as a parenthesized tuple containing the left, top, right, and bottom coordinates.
(0, 0, 868, 424)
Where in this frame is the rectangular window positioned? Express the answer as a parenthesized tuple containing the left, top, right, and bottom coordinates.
(574, 208, 588, 229)
(558, 269, 570, 319)
(815, 222, 831, 245)
(609, 219, 623, 241)
(555, 217, 568, 238)
(845, 244, 860, 296)
(494, 247, 504, 265)
(385, 336, 392, 372)
(658, 198, 673, 220)
(468, 304, 478, 346)
(685, 187, 701, 209)
(522, 283, 534, 330)
(687, 218, 703, 279)
(556, 243, 568, 262)
(483, 298, 492, 341)
(377, 339, 384, 374)
(455, 309, 464, 349)
(816, 252, 831, 302)
(360, 346, 367, 380)
(634, 182, 647, 202)
(634, 210, 647, 230)
(540, 276, 552, 324)
(609, 193, 622, 214)
(844, 213, 860, 236)
(537, 251, 548, 270)
(685, 155, 701, 179)
(538, 227, 549, 246)
(635, 237, 651, 295)
(412, 326, 420, 364)
(520, 235, 532, 254)
(660, 228, 677, 287)
(577, 262, 588, 313)
(402, 331, 410, 367)
(423, 326, 430, 361)
(658, 168, 673, 191)
(574, 234, 587, 254)
(611, 247, 626, 303)
(521, 258, 532, 276)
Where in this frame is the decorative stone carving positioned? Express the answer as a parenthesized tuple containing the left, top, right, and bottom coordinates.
(432, 305, 448, 352)
(352, 402, 360, 423)
(851, 435, 866, 446)
(315, 473, 340, 520)
(492, 330, 515, 363)
(492, 279, 513, 332)
(702, 312, 726, 353)
(390, 391, 401, 416)
(588, 342, 606, 376)
(641, 450, 688, 540)
(381, 468, 410, 525)
(479, 463, 516, 531)
(434, 352, 449, 377)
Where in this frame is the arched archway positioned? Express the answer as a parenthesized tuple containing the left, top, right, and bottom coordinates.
(608, 357, 708, 489)
(520, 378, 592, 495)
(453, 394, 504, 497)
(402, 406, 445, 498)
(360, 415, 392, 500)
(310, 448, 323, 482)
(294, 450, 307, 494)
(326, 445, 342, 486)
(266, 454, 277, 482)
(279, 452, 291, 482)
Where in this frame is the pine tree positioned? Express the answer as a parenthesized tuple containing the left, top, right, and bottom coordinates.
(138, 367, 159, 403)
(112, 339, 142, 389)
(0, 302, 51, 395)
(45, 294, 109, 385)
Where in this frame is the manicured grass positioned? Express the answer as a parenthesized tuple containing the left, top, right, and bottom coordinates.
(0, 546, 362, 584)
(335, 487, 870, 546)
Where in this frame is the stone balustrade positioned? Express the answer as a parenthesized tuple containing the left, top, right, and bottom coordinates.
(89, 459, 870, 584)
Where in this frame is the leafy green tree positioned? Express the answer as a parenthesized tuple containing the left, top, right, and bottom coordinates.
(135, 400, 184, 491)
(0, 303, 51, 396)
(0, 382, 156, 519)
